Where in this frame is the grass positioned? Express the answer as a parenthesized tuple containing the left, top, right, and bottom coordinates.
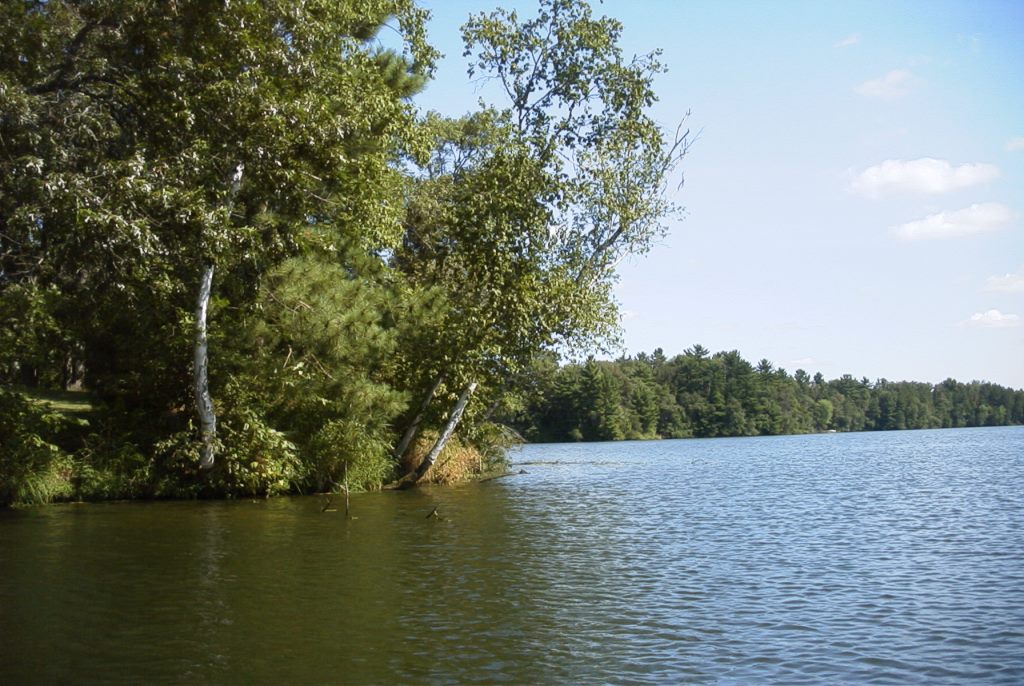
(401, 433, 486, 485)
(9, 385, 94, 416)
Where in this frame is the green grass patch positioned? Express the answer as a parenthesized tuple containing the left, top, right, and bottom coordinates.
(8, 385, 94, 416)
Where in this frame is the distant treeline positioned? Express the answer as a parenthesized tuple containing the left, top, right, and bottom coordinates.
(504, 346, 1024, 442)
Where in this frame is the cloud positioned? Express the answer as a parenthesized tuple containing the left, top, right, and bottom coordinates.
(834, 34, 860, 48)
(892, 203, 1015, 241)
(963, 309, 1021, 328)
(849, 158, 1000, 197)
(789, 357, 816, 368)
(1007, 137, 1024, 151)
(855, 69, 919, 99)
(984, 267, 1024, 293)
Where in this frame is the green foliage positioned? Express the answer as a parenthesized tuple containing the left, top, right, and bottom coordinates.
(306, 419, 394, 492)
(153, 400, 300, 499)
(0, 389, 76, 506)
(240, 253, 409, 490)
(0, 0, 438, 499)
(216, 408, 301, 498)
(73, 437, 152, 501)
(1, 0, 695, 500)
(462, 0, 688, 298)
(814, 399, 834, 432)
(506, 348, 1024, 442)
(0, 282, 79, 389)
(396, 111, 559, 393)
(386, 0, 688, 463)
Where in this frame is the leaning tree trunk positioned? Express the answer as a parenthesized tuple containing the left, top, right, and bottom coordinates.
(194, 263, 216, 470)
(193, 162, 244, 471)
(392, 373, 444, 461)
(398, 381, 477, 488)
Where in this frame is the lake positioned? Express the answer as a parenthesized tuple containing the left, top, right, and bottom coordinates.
(2, 426, 1022, 684)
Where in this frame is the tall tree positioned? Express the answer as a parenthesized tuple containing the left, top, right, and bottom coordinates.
(2, 1, 436, 475)
(395, 0, 689, 482)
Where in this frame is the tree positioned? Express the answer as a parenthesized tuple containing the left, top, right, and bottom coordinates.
(392, 110, 556, 472)
(813, 399, 834, 431)
(243, 250, 410, 491)
(685, 344, 710, 360)
(506, 347, 1024, 443)
(394, 0, 689, 483)
(3, 1, 436, 483)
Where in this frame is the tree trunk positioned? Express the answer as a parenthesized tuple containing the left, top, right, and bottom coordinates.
(194, 263, 216, 470)
(399, 381, 476, 488)
(392, 373, 444, 460)
(193, 162, 244, 471)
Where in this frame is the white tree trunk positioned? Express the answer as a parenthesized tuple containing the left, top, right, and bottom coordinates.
(195, 263, 216, 469)
(193, 162, 244, 471)
(405, 381, 477, 486)
(392, 373, 444, 460)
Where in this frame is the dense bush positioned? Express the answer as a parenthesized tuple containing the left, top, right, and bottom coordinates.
(0, 390, 76, 506)
(153, 403, 300, 499)
(306, 418, 395, 492)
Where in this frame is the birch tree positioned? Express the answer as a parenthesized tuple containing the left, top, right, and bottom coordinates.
(394, 0, 689, 483)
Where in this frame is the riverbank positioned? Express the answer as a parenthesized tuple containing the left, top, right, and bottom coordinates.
(6, 378, 1022, 508)
(1, 386, 509, 508)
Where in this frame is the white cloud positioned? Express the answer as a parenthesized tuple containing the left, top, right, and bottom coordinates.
(984, 267, 1024, 293)
(892, 203, 1015, 241)
(834, 34, 860, 48)
(789, 357, 816, 368)
(855, 69, 919, 99)
(849, 158, 1000, 197)
(963, 309, 1021, 328)
(1007, 137, 1024, 151)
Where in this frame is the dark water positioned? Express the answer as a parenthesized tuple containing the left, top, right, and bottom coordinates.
(1, 427, 1022, 684)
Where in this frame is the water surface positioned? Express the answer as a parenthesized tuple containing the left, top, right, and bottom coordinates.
(1, 427, 1022, 684)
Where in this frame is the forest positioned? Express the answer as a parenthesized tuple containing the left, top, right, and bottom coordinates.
(501, 347, 1024, 443)
(1, 2, 1018, 508)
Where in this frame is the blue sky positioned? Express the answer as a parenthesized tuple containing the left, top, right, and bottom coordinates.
(411, 0, 1024, 388)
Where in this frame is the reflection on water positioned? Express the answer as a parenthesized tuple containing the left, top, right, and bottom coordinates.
(1, 426, 1023, 684)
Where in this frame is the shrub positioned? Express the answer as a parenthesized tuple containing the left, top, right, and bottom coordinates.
(72, 435, 152, 501)
(154, 404, 300, 498)
(306, 418, 394, 492)
(0, 389, 75, 506)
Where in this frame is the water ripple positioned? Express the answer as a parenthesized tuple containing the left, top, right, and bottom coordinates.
(0, 427, 1022, 684)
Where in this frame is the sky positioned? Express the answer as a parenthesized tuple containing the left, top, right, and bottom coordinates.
(409, 0, 1024, 389)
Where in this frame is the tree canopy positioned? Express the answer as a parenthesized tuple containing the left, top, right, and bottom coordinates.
(505, 349, 1024, 442)
(1, 0, 689, 505)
